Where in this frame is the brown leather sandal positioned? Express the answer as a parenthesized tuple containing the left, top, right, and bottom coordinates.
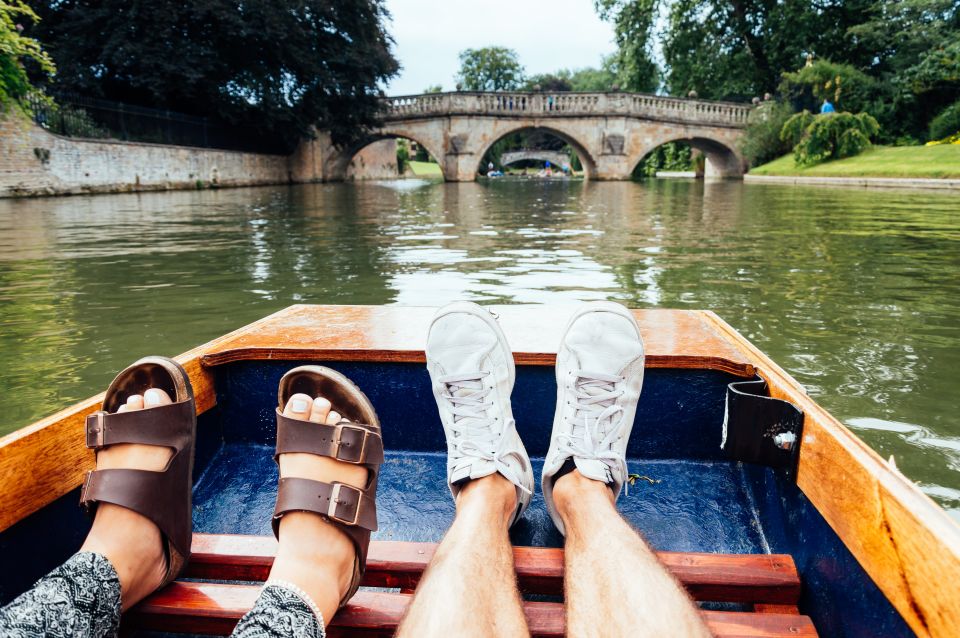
(271, 365, 384, 608)
(80, 356, 196, 589)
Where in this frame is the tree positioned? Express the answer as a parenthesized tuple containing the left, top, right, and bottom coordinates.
(456, 47, 524, 91)
(523, 72, 573, 92)
(0, 0, 53, 106)
(594, 0, 660, 92)
(423, 85, 443, 94)
(568, 58, 619, 91)
(29, 0, 399, 148)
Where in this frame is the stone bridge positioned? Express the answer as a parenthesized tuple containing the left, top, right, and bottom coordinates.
(292, 91, 753, 182)
(499, 149, 571, 169)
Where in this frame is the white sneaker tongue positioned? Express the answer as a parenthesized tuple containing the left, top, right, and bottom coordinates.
(451, 460, 496, 484)
(574, 457, 612, 484)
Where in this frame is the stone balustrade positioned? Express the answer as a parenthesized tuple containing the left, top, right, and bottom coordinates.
(384, 91, 752, 127)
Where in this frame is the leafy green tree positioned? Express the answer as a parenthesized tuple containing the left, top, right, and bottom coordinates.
(423, 85, 443, 94)
(0, 0, 54, 106)
(595, 0, 875, 100)
(741, 101, 796, 166)
(595, 0, 659, 92)
(29, 0, 398, 148)
(929, 99, 960, 140)
(456, 47, 524, 91)
(568, 60, 618, 91)
(781, 110, 880, 165)
(523, 72, 573, 92)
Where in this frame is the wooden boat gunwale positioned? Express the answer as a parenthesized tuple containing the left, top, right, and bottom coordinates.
(1, 304, 958, 637)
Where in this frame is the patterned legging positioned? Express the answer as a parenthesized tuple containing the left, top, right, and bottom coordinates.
(0, 552, 325, 638)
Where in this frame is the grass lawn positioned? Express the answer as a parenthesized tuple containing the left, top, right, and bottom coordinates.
(407, 160, 443, 177)
(749, 144, 960, 179)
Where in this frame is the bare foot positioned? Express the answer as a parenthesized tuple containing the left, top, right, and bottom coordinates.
(268, 393, 370, 622)
(79, 388, 174, 609)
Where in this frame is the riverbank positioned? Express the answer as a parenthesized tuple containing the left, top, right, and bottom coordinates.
(749, 144, 960, 179)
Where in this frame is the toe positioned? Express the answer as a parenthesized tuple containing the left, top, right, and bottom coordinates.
(125, 394, 144, 412)
(144, 388, 172, 408)
(326, 410, 341, 425)
(284, 393, 314, 420)
(309, 397, 332, 423)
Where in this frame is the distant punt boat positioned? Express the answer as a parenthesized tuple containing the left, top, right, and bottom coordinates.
(1, 305, 957, 637)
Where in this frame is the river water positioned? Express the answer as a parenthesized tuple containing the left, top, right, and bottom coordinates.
(1, 179, 958, 519)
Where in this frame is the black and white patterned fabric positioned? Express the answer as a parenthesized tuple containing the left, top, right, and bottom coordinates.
(0, 552, 121, 638)
(0, 554, 325, 638)
(231, 583, 326, 638)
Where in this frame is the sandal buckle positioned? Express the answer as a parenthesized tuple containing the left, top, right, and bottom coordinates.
(327, 483, 362, 526)
(85, 412, 106, 449)
(334, 425, 367, 464)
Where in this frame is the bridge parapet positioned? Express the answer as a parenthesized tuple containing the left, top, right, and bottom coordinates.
(384, 91, 752, 128)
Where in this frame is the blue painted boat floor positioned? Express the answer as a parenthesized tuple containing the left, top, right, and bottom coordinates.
(193, 443, 769, 554)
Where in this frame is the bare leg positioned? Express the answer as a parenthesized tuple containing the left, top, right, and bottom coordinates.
(265, 393, 369, 623)
(555, 470, 712, 638)
(396, 474, 529, 638)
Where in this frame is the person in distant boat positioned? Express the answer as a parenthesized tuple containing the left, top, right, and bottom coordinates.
(0, 302, 711, 638)
(820, 99, 836, 114)
(395, 301, 712, 638)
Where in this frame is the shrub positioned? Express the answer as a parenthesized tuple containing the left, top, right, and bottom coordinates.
(741, 101, 795, 166)
(929, 100, 960, 141)
(780, 111, 880, 166)
(780, 60, 880, 115)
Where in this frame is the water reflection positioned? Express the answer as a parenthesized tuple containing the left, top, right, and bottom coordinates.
(0, 180, 957, 519)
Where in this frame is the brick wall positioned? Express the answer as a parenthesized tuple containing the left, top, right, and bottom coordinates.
(346, 139, 399, 180)
(1, 111, 293, 198)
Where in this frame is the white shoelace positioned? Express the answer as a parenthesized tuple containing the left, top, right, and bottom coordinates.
(438, 371, 531, 494)
(557, 370, 626, 484)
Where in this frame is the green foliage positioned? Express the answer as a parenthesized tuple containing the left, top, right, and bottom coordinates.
(905, 38, 960, 94)
(633, 142, 693, 177)
(0, 1, 54, 106)
(781, 111, 881, 166)
(929, 100, 960, 140)
(396, 138, 409, 173)
(594, 0, 659, 92)
(741, 101, 796, 166)
(456, 47, 524, 91)
(523, 72, 573, 92)
(422, 85, 443, 94)
(779, 61, 881, 114)
(567, 59, 618, 91)
(29, 0, 398, 148)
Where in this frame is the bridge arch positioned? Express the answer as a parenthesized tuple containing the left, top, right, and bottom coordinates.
(328, 129, 447, 181)
(630, 134, 745, 178)
(473, 124, 597, 180)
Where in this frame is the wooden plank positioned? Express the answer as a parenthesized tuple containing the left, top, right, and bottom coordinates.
(701, 312, 960, 638)
(198, 305, 756, 377)
(128, 582, 818, 637)
(0, 307, 295, 532)
(185, 534, 801, 604)
(754, 604, 800, 615)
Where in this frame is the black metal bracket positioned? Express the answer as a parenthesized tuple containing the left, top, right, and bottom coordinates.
(721, 379, 804, 477)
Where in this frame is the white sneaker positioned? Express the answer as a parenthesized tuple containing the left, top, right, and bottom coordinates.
(542, 301, 645, 535)
(426, 302, 534, 527)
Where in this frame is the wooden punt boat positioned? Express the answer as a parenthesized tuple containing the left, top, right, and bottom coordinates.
(1, 305, 958, 637)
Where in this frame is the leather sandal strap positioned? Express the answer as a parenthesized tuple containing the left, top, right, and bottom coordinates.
(80, 454, 192, 559)
(85, 400, 194, 451)
(273, 477, 378, 531)
(275, 411, 384, 465)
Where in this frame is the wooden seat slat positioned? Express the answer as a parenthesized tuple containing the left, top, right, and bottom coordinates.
(128, 582, 818, 638)
(184, 534, 801, 604)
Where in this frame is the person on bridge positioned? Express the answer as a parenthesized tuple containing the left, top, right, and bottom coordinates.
(0, 301, 711, 638)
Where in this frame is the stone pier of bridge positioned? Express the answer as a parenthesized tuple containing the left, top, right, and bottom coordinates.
(290, 91, 753, 183)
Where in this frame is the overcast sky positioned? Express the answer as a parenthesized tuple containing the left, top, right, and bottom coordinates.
(383, 0, 617, 96)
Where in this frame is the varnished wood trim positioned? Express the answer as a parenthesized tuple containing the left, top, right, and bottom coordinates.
(0, 307, 294, 533)
(199, 348, 756, 377)
(701, 311, 960, 638)
(128, 583, 818, 637)
(185, 534, 801, 604)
